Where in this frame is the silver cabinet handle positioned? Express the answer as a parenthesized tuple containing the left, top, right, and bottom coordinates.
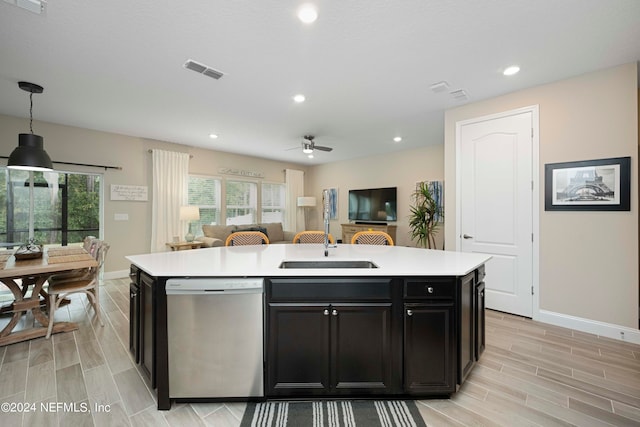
(332, 309, 338, 316)
(463, 234, 473, 239)
(427, 286, 434, 294)
(323, 309, 329, 316)
(407, 309, 413, 316)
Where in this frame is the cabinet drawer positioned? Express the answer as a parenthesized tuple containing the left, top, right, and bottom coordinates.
(269, 278, 392, 301)
(404, 278, 454, 300)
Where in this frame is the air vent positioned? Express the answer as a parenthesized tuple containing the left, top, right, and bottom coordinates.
(4, 0, 46, 14)
(449, 89, 469, 102)
(183, 59, 225, 80)
(430, 81, 450, 93)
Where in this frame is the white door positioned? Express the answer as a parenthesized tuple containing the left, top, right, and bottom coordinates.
(459, 109, 534, 317)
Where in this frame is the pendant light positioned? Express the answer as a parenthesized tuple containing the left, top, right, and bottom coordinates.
(7, 81, 53, 171)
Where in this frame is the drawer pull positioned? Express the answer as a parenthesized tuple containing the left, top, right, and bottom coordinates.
(426, 286, 434, 294)
(407, 309, 413, 316)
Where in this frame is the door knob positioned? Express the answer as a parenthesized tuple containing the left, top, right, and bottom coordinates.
(323, 309, 329, 316)
(406, 309, 413, 316)
(463, 234, 473, 239)
(331, 309, 338, 316)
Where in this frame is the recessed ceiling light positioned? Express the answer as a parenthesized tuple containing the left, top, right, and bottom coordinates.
(209, 133, 218, 139)
(393, 136, 402, 143)
(297, 4, 318, 24)
(503, 65, 520, 76)
(293, 94, 306, 103)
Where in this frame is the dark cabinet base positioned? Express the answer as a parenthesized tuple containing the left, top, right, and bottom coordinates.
(134, 268, 486, 409)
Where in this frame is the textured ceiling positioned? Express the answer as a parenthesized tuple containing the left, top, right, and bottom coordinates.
(0, 0, 639, 165)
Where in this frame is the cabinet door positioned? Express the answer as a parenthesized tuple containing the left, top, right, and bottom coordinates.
(404, 303, 456, 394)
(330, 304, 394, 394)
(267, 303, 330, 396)
(458, 272, 475, 384)
(140, 272, 156, 387)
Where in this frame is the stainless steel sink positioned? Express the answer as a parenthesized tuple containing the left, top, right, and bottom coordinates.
(279, 260, 378, 269)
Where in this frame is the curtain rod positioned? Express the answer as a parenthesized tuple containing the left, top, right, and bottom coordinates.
(147, 149, 193, 158)
(0, 156, 122, 171)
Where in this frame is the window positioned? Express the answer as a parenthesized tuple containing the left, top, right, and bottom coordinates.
(261, 182, 285, 223)
(0, 168, 101, 245)
(225, 180, 257, 225)
(187, 175, 221, 234)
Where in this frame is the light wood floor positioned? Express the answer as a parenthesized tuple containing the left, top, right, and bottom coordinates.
(1, 277, 639, 426)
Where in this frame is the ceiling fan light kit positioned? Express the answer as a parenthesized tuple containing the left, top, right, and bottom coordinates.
(300, 135, 333, 157)
(7, 81, 53, 171)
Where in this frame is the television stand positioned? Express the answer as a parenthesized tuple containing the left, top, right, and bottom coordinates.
(341, 223, 397, 245)
(355, 221, 387, 225)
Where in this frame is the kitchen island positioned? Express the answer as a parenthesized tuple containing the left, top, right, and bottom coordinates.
(127, 244, 490, 410)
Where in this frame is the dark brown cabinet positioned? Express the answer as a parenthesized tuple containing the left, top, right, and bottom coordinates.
(458, 271, 476, 384)
(129, 265, 141, 363)
(266, 278, 397, 397)
(475, 266, 486, 359)
(139, 271, 156, 387)
(267, 303, 330, 395)
(130, 264, 488, 408)
(403, 278, 456, 394)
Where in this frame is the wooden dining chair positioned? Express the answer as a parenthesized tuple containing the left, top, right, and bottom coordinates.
(45, 240, 109, 339)
(225, 231, 269, 246)
(293, 231, 335, 244)
(46, 236, 98, 284)
(351, 230, 394, 246)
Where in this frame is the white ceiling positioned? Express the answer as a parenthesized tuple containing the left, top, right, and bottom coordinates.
(1, 0, 639, 165)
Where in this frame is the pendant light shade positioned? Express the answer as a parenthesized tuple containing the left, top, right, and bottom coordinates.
(7, 81, 53, 171)
(8, 133, 53, 171)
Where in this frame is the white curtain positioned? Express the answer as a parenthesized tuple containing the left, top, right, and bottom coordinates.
(285, 169, 305, 233)
(150, 149, 190, 252)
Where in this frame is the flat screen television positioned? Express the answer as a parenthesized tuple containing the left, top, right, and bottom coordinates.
(348, 187, 397, 223)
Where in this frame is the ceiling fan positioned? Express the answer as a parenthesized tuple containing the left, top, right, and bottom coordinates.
(301, 135, 333, 154)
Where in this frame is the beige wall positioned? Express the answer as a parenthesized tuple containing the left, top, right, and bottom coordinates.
(306, 144, 444, 247)
(0, 115, 307, 273)
(444, 63, 639, 329)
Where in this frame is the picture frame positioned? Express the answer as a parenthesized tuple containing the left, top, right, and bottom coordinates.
(544, 156, 630, 211)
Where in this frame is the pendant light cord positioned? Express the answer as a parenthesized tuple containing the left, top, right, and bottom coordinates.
(29, 91, 34, 134)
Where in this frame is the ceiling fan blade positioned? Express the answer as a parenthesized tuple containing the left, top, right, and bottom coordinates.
(314, 145, 333, 152)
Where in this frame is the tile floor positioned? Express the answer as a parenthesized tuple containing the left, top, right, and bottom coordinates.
(1, 277, 639, 426)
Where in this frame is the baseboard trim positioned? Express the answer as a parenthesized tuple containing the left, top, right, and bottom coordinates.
(538, 309, 640, 345)
(103, 269, 129, 280)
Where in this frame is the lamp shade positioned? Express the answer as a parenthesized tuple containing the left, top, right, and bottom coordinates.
(7, 133, 53, 171)
(297, 196, 317, 207)
(180, 205, 200, 221)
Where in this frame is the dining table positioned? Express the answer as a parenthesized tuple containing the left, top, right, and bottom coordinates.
(0, 246, 98, 346)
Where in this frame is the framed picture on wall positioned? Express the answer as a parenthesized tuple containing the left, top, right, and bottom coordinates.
(544, 156, 630, 211)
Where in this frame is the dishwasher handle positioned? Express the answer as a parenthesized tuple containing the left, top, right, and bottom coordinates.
(166, 288, 263, 295)
(165, 278, 264, 295)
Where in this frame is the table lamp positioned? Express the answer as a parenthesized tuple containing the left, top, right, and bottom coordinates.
(180, 206, 200, 242)
(297, 196, 317, 230)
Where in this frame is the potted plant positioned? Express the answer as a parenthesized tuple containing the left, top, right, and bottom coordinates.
(409, 181, 443, 249)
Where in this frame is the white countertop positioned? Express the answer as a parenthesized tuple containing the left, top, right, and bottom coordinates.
(126, 244, 491, 278)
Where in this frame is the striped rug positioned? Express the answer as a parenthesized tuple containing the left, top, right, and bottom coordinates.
(240, 400, 426, 427)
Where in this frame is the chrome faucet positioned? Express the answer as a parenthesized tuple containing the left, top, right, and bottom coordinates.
(322, 189, 336, 256)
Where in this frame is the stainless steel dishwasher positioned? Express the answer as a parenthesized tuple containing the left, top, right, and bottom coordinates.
(166, 277, 264, 398)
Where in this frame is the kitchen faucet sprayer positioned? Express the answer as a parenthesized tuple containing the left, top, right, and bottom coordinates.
(322, 189, 336, 256)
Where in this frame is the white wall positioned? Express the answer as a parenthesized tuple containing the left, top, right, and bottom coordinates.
(444, 63, 639, 329)
(0, 115, 308, 274)
(306, 144, 444, 247)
